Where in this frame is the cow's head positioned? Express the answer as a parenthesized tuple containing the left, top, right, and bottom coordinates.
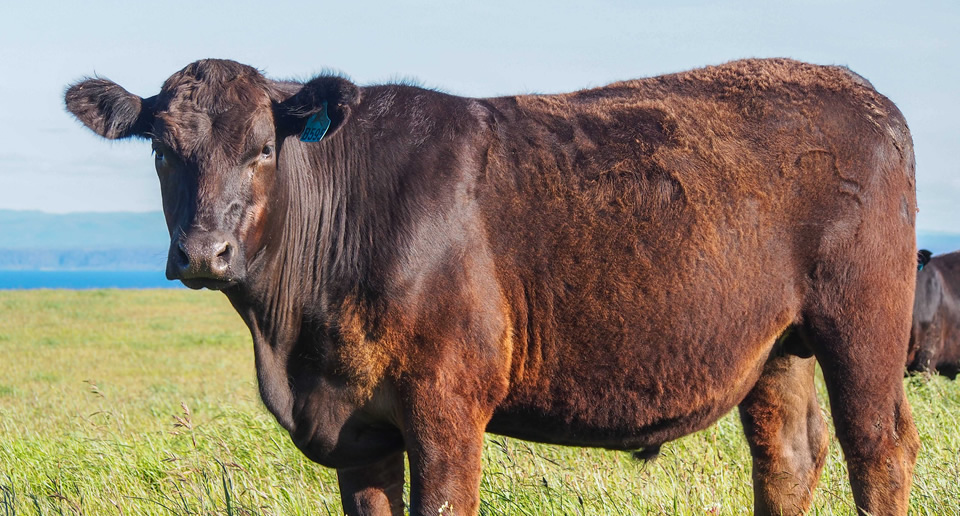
(65, 60, 361, 290)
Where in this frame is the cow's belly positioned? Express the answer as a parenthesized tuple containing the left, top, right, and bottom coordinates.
(489, 291, 794, 450)
(484, 205, 804, 448)
(487, 351, 768, 450)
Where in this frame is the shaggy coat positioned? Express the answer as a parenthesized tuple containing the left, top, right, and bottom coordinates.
(66, 58, 920, 516)
(909, 250, 960, 378)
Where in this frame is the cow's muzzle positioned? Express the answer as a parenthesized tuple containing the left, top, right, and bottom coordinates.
(167, 230, 244, 290)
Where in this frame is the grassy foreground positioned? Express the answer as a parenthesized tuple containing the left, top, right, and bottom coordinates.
(0, 290, 958, 515)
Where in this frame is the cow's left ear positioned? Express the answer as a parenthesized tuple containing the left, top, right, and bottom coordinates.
(275, 76, 361, 141)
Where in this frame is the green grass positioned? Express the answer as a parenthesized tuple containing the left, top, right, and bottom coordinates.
(1, 290, 958, 515)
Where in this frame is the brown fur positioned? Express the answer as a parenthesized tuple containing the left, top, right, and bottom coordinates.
(65, 58, 920, 515)
(908, 250, 960, 378)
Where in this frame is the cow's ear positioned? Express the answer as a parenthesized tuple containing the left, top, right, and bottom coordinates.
(918, 249, 933, 270)
(65, 78, 154, 140)
(274, 76, 361, 141)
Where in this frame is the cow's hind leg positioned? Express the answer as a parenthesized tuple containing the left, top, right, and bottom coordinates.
(337, 451, 406, 516)
(739, 342, 828, 516)
(806, 256, 920, 514)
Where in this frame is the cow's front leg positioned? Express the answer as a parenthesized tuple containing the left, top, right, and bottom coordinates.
(400, 384, 491, 516)
(337, 451, 406, 516)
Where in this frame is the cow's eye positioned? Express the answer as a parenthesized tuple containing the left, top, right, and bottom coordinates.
(154, 149, 165, 163)
(261, 144, 274, 158)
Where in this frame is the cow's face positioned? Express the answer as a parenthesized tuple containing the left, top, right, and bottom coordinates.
(65, 60, 360, 290)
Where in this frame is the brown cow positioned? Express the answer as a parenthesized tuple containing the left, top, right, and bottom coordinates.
(65, 58, 920, 515)
(908, 249, 960, 378)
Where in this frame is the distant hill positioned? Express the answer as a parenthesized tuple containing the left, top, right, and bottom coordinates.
(0, 210, 168, 270)
(0, 210, 168, 249)
(0, 210, 957, 270)
(0, 247, 168, 270)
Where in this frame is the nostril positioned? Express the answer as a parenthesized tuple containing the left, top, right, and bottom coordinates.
(213, 242, 232, 272)
(175, 241, 190, 269)
(215, 242, 232, 260)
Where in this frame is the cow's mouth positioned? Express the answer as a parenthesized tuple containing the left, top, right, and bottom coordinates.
(178, 277, 239, 291)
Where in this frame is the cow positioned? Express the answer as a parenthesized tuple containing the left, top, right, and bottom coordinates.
(65, 58, 920, 515)
(908, 249, 960, 378)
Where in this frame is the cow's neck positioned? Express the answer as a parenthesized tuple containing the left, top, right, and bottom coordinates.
(225, 119, 404, 426)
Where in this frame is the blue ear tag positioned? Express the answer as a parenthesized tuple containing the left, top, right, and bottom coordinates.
(299, 101, 331, 142)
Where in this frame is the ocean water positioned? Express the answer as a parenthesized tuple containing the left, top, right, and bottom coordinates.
(0, 270, 183, 290)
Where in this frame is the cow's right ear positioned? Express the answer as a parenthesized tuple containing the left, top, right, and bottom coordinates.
(918, 249, 933, 270)
(274, 76, 361, 141)
(64, 78, 154, 140)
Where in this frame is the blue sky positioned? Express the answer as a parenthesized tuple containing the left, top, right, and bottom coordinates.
(1, 0, 957, 232)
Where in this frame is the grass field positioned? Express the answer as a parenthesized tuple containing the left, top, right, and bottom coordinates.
(1, 290, 958, 515)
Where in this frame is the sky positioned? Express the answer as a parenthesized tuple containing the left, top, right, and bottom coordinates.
(1, 0, 957, 232)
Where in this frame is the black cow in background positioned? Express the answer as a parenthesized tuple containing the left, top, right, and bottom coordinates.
(908, 249, 960, 378)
